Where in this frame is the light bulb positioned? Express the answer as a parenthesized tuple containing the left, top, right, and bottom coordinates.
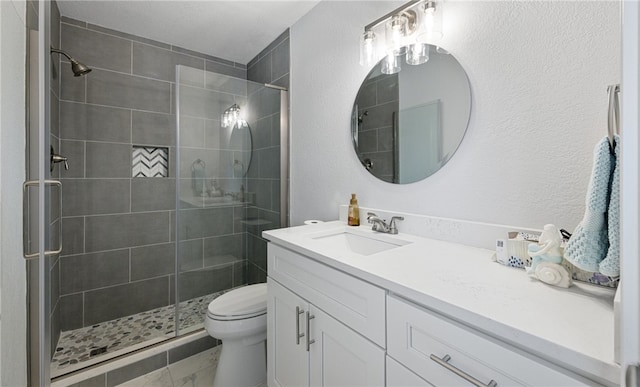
(424, 6, 435, 37)
(386, 15, 407, 56)
(420, 1, 442, 42)
(406, 43, 429, 65)
(381, 53, 401, 74)
(222, 111, 229, 128)
(359, 30, 377, 67)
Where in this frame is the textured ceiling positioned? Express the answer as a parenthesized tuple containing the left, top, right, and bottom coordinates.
(56, 1, 320, 64)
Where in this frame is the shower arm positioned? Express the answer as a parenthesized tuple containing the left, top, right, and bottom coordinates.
(50, 47, 92, 76)
(50, 47, 74, 61)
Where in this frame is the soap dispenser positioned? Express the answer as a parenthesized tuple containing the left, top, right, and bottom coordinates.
(348, 193, 360, 226)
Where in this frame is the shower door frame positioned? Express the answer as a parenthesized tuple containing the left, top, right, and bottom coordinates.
(268, 83, 290, 229)
(27, 1, 53, 385)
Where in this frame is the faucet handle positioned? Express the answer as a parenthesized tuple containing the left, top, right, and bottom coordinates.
(366, 212, 378, 221)
(389, 216, 404, 234)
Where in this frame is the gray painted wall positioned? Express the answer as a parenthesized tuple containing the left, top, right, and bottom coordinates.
(289, 1, 620, 229)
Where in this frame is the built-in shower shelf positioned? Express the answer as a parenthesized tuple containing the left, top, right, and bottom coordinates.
(132, 146, 169, 178)
(179, 196, 249, 208)
(240, 219, 272, 226)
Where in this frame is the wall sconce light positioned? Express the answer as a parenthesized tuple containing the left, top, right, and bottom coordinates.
(221, 104, 248, 128)
(359, 0, 443, 74)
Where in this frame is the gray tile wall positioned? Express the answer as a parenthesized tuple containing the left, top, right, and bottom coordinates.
(355, 74, 399, 183)
(56, 16, 248, 335)
(246, 29, 290, 283)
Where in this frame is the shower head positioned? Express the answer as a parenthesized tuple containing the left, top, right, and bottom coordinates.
(70, 59, 91, 77)
(50, 47, 92, 77)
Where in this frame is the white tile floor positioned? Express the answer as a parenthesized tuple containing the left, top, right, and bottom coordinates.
(116, 345, 268, 387)
(117, 346, 221, 387)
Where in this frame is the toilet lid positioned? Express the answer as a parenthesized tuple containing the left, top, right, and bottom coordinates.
(207, 283, 267, 320)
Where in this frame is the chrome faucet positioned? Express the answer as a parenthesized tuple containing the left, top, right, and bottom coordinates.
(367, 212, 404, 235)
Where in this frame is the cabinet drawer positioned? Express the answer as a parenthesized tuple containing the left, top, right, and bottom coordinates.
(387, 295, 590, 386)
(268, 244, 386, 347)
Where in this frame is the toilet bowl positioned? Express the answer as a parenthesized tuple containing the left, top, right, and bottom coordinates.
(205, 283, 268, 387)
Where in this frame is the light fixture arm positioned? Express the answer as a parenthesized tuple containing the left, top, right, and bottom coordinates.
(364, 0, 423, 32)
(359, 0, 442, 73)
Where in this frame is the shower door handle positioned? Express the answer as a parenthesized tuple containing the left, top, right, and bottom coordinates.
(23, 179, 62, 259)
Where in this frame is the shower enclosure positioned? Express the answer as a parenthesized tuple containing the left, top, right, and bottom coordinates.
(27, 3, 288, 382)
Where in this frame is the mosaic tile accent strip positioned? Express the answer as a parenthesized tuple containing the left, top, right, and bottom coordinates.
(132, 146, 169, 177)
(52, 291, 224, 376)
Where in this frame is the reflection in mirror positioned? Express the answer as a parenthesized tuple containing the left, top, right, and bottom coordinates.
(352, 44, 471, 184)
(227, 121, 252, 177)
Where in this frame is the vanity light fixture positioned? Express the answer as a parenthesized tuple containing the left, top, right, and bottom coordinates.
(221, 104, 247, 128)
(359, 0, 443, 74)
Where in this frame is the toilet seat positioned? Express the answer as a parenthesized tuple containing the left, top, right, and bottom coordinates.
(207, 283, 267, 321)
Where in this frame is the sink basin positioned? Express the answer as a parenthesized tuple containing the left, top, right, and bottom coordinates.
(310, 230, 411, 256)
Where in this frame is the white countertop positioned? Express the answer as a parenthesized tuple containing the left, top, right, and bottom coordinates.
(263, 221, 619, 385)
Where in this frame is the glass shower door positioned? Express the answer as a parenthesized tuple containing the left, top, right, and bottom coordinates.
(175, 66, 285, 334)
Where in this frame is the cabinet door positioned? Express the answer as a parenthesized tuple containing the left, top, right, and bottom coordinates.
(309, 305, 385, 387)
(386, 356, 433, 387)
(268, 279, 309, 387)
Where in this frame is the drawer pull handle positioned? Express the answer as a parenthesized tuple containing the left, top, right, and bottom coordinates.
(306, 312, 315, 351)
(430, 354, 498, 387)
(295, 306, 305, 345)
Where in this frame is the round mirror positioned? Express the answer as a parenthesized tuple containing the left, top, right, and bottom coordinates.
(228, 121, 252, 177)
(351, 44, 471, 184)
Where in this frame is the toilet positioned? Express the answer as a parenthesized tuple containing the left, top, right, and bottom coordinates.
(205, 283, 268, 387)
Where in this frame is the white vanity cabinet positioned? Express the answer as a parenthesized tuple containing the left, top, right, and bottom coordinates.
(267, 244, 386, 387)
(386, 356, 433, 386)
(387, 295, 595, 386)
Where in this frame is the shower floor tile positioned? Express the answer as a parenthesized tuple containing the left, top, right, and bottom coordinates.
(51, 291, 224, 377)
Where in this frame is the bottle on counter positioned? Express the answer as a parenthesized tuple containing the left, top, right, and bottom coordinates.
(348, 193, 360, 226)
